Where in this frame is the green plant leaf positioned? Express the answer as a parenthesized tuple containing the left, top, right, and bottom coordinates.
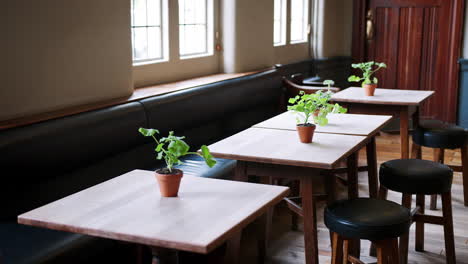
(156, 143, 164, 152)
(200, 145, 217, 168)
(157, 151, 163, 160)
(348, 75, 361, 82)
(138, 127, 159, 137)
(323, 80, 334, 86)
(168, 139, 190, 157)
(373, 77, 378, 84)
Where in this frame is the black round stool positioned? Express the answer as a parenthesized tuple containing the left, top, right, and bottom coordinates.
(412, 120, 468, 209)
(379, 159, 455, 264)
(325, 198, 411, 264)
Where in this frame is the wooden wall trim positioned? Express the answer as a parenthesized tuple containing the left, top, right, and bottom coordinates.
(351, 0, 367, 63)
(0, 71, 261, 131)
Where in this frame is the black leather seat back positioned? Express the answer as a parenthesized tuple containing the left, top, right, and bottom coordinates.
(276, 59, 315, 79)
(140, 70, 282, 148)
(0, 103, 148, 220)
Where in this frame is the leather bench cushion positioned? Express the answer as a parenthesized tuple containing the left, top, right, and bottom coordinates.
(139, 69, 282, 136)
(276, 59, 314, 79)
(224, 103, 278, 135)
(2, 143, 155, 220)
(0, 102, 147, 183)
(151, 154, 236, 180)
(0, 222, 118, 264)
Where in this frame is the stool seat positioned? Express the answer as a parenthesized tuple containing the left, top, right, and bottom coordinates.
(380, 159, 453, 194)
(324, 198, 411, 241)
(413, 120, 467, 149)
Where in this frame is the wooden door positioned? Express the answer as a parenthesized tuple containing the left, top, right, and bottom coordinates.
(352, 0, 464, 122)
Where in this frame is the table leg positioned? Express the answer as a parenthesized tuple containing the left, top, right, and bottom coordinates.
(257, 176, 274, 264)
(225, 231, 242, 264)
(150, 247, 177, 264)
(234, 161, 248, 182)
(301, 175, 319, 264)
(346, 152, 360, 261)
(366, 137, 378, 198)
(411, 108, 421, 159)
(400, 107, 409, 159)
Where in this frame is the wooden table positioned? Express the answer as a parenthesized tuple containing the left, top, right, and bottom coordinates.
(208, 128, 368, 264)
(253, 112, 393, 198)
(331, 87, 434, 159)
(18, 170, 289, 264)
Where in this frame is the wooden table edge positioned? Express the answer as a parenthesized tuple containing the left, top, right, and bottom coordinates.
(253, 114, 393, 138)
(204, 186, 290, 253)
(17, 183, 290, 255)
(210, 152, 335, 170)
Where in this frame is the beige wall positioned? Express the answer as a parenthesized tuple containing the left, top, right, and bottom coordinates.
(222, 0, 275, 73)
(314, 0, 353, 58)
(133, 0, 221, 87)
(1, 0, 133, 121)
(1, 0, 352, 122)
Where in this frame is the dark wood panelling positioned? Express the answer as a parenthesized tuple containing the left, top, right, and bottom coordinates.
(352, 0, 464, 122)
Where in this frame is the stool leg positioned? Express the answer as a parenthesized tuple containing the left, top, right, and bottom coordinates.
(343, 239, 349, 264)
(331, 232, 344, 264)
(415, 194, 425, 252)
(370, 186, 389, 257)
(375, 241, 389, 264)
(400, 194, 412, 264)
(388, 238, 400, 264)
(461, 146, 468, 207)
(366, 137, 379, 198)
(441, 192, 456, 264)
(430, 148, 445, 210)
(411, 142, 422, 159)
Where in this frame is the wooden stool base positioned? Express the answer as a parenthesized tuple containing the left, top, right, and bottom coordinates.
(331, 232, 399, 264)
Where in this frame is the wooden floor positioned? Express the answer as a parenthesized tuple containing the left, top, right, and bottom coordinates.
(239, 133, 468, 264)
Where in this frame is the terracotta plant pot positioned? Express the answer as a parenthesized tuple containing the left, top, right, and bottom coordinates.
(363, 83, 377, 96)
(155, 169, 183, 197)
(296, 123, 316, 143)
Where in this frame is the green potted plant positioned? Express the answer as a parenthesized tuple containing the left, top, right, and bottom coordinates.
(288, 90, 347, 143)
(323, 79, 335, 89)
(139, 128, 216, 197)
(348, 61, 387, 96)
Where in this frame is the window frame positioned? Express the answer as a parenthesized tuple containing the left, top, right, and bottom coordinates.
(289, 0, 309, 44)
(273, 0, 287, 46)
(178, 0, 214, 59)
(131, 0, 169, 65)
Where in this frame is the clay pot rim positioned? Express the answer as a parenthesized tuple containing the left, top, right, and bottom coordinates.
(297, 123, 317, 128)
(155, 168, 183, 176)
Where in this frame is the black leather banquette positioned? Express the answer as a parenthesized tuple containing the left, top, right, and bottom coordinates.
(0, 69, 282, 264)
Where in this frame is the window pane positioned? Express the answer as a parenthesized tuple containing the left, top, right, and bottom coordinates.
(290, 0, 308, 42)
(273, 0, 286, 45)
(147, 27, 162, 59)
(179, 0, 210, 57)
(133, 27, 148, 60)
(131, 0, 165, 62)
(133, 0, 147, 27)
(147, 0, 161, 26)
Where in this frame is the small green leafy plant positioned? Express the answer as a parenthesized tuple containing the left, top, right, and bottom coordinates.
(139, 128, 217, 174)
(323, 80, 335, 88)
(348, 61, 387, 86)
(288, 90, 347, 126)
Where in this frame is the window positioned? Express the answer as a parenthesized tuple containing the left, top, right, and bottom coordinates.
(179, 0, 213, 58)
(131, 0, 168, 63)
(273, 0, 287, 46)
(290, 0, 309, 43)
